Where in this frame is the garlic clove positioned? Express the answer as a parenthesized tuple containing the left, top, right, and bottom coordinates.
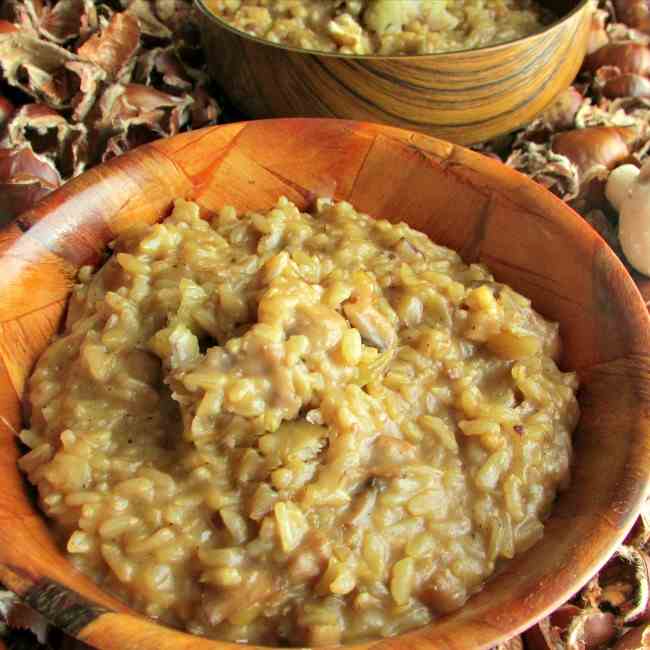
(606, 164, 640, 211)
(619, 170, 650, 275)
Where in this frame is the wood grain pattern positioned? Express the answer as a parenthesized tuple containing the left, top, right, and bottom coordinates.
(0, 118, 649, 650)
(195, 1, 593, 145)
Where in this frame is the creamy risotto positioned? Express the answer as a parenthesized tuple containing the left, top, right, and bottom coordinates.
(20, 197, 578, 646)
(206, 0, 553, 55)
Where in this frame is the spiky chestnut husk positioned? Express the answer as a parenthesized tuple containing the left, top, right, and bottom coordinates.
(599, 546, 650, 624)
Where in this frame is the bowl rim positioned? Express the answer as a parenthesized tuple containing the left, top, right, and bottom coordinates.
(194, 0, 593, 60)
(2, 117, 650, 650)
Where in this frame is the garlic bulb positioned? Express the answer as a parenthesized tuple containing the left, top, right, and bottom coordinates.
(605, 161, 650, 275)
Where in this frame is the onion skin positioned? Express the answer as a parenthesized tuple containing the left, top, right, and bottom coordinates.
(0, 147, 60, 187)
(0, 146, 60, 221)
(0, 179, 55, 221)
(77, 12, 140, 80)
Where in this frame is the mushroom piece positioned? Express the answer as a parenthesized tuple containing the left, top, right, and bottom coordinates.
(0, 145, 62, 220)
(77, 11, 140, 82)
(604, 161, 650, 275)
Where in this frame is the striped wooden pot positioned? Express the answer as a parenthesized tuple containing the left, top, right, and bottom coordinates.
(196, 0, 593, 145)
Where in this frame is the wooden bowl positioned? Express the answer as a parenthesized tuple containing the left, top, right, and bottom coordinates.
(1, 118, 649, 650)
(196, 0, 593, 145)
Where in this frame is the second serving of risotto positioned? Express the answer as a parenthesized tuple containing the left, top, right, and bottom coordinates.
(19, 197, 578, 646)
(205, 0, 553, 55)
